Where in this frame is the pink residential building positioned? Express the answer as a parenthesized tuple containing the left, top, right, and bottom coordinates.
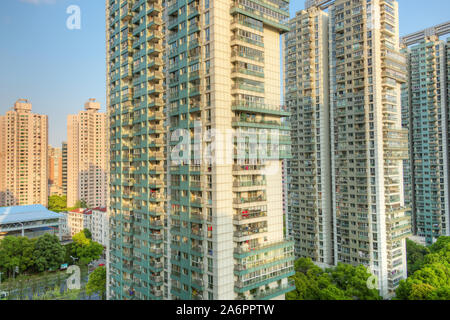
(0, 99, 48, 207)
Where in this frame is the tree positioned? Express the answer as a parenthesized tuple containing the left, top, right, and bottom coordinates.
(406, 239, 430, 275)
(395, 236, 450, 300)
(73, 200, 88, 209)
(83, 228, 92, 240)
(86, 266, 106, 299)
(0, 236, 35, 277)
(33, 234, 65, 272)
(71, 231, 103, 265)
(429, 236, 450, 253)
(48, 195, 68, 213)
(64, 242, 76, 264)
(287, 258, 381, 300)
(328, 263, 381, 300)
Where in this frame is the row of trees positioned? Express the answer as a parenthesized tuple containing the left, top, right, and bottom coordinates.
(287, 258, 381, 300)
(47, 195, 87, 213)
(0, 229, 103, 280)
(287, 237, 450, 300)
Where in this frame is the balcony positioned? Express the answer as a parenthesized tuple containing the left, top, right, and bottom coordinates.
(234, 220, 268, 238)
(233, 194, 267, 205)
(233, 179, 266, 188)
(237, 280, 295, 300)
(233, 210, 267, 223)
(235, 266, 295, 293)
(232, 101, 290, 116)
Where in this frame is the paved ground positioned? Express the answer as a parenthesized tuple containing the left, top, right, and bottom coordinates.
(0, 269, 100, 300)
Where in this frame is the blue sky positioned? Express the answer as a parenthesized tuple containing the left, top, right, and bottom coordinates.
(0, 0, 449, 147)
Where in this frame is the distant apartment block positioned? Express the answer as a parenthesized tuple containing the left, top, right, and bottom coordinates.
(0, 99, 48, 207)
(48, 145, 63, 196)
(286, 0, 412, 298)
(62, 141, 68, 196)
(401, 22, 450, 245)
(67, 99, 108, 208)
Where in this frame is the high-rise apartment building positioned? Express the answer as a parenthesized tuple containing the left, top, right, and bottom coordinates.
(286, 0, 412, 298)
(401, 23, 450, 245)
(107, 0, 166, 300)
(67, 99, 108, 208)
(0, 99, 48, 207)
(106, 0, 294, 300)
(48, 146, 63, 196)
(285, 6, 333, 267)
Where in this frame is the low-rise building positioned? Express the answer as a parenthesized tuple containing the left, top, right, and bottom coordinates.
(90, 207, 108, 247)
(63, 207, 108, 247)
(0, 205, 63, 240)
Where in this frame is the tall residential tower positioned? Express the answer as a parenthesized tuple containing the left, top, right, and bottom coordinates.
(285, 7, 333, 267)
(286, 0, 412, 298)
(401, 22, 450, 245)
(107, 0, 166, 300)
(0, 99, 48, 207)
(67, 99, 108, 208)
(106, 0, 295, 300)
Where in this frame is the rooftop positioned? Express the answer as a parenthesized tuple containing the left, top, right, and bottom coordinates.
(68, 207, 106, 215)
(0, 205, 63, 225)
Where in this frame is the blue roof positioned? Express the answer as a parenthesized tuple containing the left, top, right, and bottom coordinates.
(0, 205, 63, 225)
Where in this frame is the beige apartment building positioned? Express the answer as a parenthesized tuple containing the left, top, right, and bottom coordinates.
(0, 99, 48, 207)
(67, 99, 108, 208)
(48, 145, 63, 196)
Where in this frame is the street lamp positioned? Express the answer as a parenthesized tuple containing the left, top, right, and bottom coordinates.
(18, 222, 24, 237)
(70, 256, 79, 264)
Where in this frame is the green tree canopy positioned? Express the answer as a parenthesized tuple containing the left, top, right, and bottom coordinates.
(83, 228, 92, 240)
(406, 239, 430, 275)
(287, 258, 381, 300)
(429, 236, 450, 253)
(70, 231, 103, 265)
(48, 195, 68, 213)
(395, 236, 450, 300)
(0, 236, 35, 277)
(33, 234, 66, 272)
(73, 200, 88, 210)
(86, 266, 106, 299)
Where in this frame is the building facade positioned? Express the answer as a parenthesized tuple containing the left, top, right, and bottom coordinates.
(67, 99, 108, 208)
(286, 0, 412, 298)
(63, 207, 109, 246)
(91, 207, 109, 247)
(285, 6, 333, 267)
(62, 141, 68, 196)
(106, 0, 295, 300)
(48, 146, 63, 196)
(401, 24, 450, 245)
(0, 99, 48, 207)
(107, 0, 167, 300)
